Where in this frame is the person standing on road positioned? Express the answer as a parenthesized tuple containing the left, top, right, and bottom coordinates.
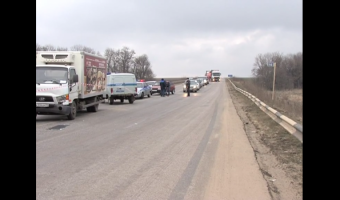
(165, 81, 170, 96)
(160, 78, 166, 97)
(185, 78, 190, 97)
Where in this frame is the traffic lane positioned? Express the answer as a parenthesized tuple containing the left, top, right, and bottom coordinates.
(36, 80, 270, 199)
(36, 83, 217, 199)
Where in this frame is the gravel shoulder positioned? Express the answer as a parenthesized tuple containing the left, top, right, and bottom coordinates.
(225, 80, 303, 200)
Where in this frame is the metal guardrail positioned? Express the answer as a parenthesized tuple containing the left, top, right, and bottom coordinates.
(228, 79, 302, 143)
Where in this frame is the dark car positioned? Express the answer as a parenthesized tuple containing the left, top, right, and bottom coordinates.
(165, 81, 175, 95)
(151, 81, 176, 95)
(151, 82, 161, 94)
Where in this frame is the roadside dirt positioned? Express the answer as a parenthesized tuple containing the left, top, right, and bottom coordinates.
(225, 80, 303, 200)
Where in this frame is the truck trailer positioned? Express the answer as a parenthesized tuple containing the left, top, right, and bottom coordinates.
(36, 51, 107, 120)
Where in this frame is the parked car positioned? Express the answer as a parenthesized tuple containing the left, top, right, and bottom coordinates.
(183, 80, 199, 93)
(135, 82, 151, 99)
(146, 81, 157, 95)
(165, 81, 176, 95)
(151, 82, 161, 95)
(195, 79, 203, 89)
(197, 77, 208, 85)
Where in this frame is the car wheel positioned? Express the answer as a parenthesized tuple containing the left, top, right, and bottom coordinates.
(148, 92, 151, 98)
(141, 92, 144, 99)
(172, 89, 175, 94)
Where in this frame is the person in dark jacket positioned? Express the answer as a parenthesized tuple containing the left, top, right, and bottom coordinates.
(185, 78, 190, 97)
(165, 81, 170, 96)
(160, 78, 166, 97)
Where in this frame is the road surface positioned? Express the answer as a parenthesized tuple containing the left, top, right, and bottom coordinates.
(36, 79, 271, 200)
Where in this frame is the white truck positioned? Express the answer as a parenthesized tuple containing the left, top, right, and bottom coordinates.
(36, 51, 107, 120)
(211, 70, 221, 82)
(103, 72, 137, 104)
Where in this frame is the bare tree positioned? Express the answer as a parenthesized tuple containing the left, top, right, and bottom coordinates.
(96, 51, 102, 56)
(70, 45, 96, 54)
(252, 52, 302, 90)
(36, 43, 42, 51)
(132, 54, 154, 79)
(119, 47, 135, 73)
(41, 44, 56, 51)
(37, 43, 67, 51)
(56, 47, 68, 51)
(105, 48, 121, 73)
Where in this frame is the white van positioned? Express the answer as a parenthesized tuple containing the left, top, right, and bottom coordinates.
(103, 73, 137, 104)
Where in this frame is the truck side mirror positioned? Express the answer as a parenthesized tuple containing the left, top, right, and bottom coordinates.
(72, 75, 78, 83)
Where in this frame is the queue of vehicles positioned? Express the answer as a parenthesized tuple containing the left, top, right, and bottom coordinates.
(36, 51, 214, 120)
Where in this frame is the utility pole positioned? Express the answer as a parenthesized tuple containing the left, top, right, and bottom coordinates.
(272, 62, 276, 100)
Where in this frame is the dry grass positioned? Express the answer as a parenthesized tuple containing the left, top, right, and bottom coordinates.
(229, 78, 302, 125)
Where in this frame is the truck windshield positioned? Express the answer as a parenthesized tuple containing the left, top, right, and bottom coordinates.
(213, 73, 220, 76)
(36, 67, 68, 84)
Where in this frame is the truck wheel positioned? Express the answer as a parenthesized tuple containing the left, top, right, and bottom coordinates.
(128, 95, 135, 104)
(120, 98, 124, 103)
(109, 96, 114, 105)
(172, 89, 175, 94)
(67, 101, 77, 120)
(87, 97, 99, 112)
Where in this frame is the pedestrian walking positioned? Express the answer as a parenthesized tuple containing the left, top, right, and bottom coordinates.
(160, 78, 166, 97)
(185, 78, 190, 97)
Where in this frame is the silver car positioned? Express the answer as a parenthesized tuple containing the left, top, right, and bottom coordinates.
(135, 82, 152, 99)
(183, 80, 199, 93)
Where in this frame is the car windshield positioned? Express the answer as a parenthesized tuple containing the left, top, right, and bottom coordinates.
(153, 82, 160, 86)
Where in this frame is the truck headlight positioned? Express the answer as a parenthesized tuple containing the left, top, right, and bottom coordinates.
(56, 95, 68, 104)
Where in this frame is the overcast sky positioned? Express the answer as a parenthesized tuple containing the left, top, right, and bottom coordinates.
(36, 0, 302, 78)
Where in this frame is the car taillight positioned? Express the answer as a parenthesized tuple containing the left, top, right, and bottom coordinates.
(111, 88, 113, 93)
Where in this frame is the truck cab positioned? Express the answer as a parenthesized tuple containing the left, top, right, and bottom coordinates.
(36, 51, 107, 120)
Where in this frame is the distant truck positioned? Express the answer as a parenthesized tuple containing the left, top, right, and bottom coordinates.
(211, 70, 221, 82)
(205, 70, 221, 82)
(205, 70, 212, 82)
(36, 51, 107, 120)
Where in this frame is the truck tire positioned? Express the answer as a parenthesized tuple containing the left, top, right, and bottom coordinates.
(172, 89, 175, 94)
(128, 95, 135, 104)
(109, 96, 114, 105)
(87, 97, 99, 112)
(67, 101, 77, 120)
(120, 97, 124, 103)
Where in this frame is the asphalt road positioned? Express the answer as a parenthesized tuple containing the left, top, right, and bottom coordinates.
(36, 80, 271, 200)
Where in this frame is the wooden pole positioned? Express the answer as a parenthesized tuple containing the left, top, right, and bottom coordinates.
(272, 62, 276, 100)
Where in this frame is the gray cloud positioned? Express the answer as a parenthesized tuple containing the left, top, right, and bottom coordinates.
(37, 0, 302, 77)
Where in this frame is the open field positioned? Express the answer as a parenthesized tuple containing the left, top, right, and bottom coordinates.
(225, 79, 303, 199)
(228, 77, 302, 125)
